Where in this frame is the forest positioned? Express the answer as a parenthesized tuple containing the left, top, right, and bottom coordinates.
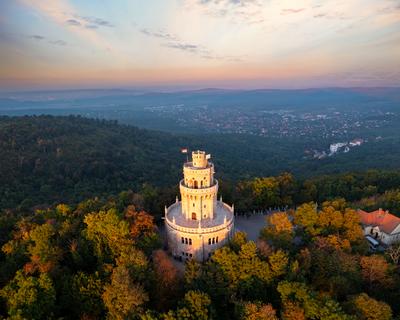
(0, 115, 400, 319)
(0, 192, 399, 319)
(1, 115, 400, 216)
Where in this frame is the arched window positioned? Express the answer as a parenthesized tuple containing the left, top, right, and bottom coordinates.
(192, 212, 196, 220)
(208, 238, 211, 245)
(216, 236, 219, 243)
(185, 238, 188, 244)
(194, 180, 198, 188)
(189, 238, 192, 245)
(212, 238, 215, 244)
(181, 237, 184, 244)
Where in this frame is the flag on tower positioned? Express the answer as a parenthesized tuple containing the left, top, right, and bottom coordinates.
(181, 148, 188, 154)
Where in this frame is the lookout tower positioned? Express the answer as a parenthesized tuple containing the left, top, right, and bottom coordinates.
(165, 150, 235, 261)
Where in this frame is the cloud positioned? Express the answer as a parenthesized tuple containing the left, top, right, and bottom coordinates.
(66, 19, 81, 26)
(85, 24, 98, 29)
(183, 0, 264, 25)
(49, 39, 67, 46)
(138, 26, 209, 56)
(138, 25, 243, 61)
(65, 15, 114, 29)
(281, 8, 305, 15)
(74, 15, 114, 28)
(29, 34, 45, 40)
(27, 34, 67, 46)
(163, 42, 205, 54)
(164, 41, 243, 61)
(139, 28, 177, 41)
(18, 0, 118, 57)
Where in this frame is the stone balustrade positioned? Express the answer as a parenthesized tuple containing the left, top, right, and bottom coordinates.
(165, 202, 234, 235)
(179, 179, 218, 195)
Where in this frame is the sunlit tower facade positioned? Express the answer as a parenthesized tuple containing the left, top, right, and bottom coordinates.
(165, 150, 235, 261)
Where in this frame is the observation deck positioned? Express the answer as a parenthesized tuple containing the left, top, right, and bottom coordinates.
(179, 179, 218, 195)
(165, 200, 234, 234)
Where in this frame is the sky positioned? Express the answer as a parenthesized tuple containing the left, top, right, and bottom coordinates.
(0, 0, 400, 91)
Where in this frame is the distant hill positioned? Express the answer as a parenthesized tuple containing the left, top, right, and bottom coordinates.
(1, 87, 399, 112)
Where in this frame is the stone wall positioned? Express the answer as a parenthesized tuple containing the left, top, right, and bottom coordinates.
(165, 217, 234, 261)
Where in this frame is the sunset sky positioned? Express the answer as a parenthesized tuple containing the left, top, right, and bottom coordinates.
(1, 0, 400, 91)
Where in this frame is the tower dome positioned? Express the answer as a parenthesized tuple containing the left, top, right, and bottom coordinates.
(165, 150, 235, 261)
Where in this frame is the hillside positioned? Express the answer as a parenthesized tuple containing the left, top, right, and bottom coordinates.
(1, 115, 400, 211)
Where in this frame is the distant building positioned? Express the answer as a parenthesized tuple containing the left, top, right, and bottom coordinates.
(358, 208, 400, 245)
(329, 142, 347, 155)
(165, 150, 235, 261)
(349, 138, 363, 146)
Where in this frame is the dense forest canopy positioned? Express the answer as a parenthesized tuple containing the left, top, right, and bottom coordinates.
(1, 115, 400, 215)
(0, 192, 399, 319)
(0, 115, 400, 319)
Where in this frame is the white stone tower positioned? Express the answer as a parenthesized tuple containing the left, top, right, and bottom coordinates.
(165, 150, 235, 261)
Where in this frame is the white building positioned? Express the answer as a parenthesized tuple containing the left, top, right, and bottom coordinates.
(165, 150, 235, 261)
(358, 208, 400, 246)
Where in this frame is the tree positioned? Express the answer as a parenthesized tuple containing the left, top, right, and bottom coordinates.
(70, 271, 105, 319)
(318, 205, 344, 234)
(360, 255, 391, 290)
(281, 301, 305, 320)
(230, 231, 248, 252)
(277, 281, 352, 320)
(84, 209, 132, 262)
(125, 205, 160, 253)
(342, 208, 364, 243)
(386, 243, 400, 265)
(238, 301, 278, 320)
(177, 290, 213, 320)
(0, 270, 56, 319)
(25, 223, 62, 273)
(184, 258, 202, 290)
(293, 203, 320, 237)
(349, 293, 392, 320)
(252, 177, 281, 208)
(151, 250, 182, 311)
(102, 265, 148, 320)
(261, 212, 293, 249)
(268, 250, 289, 278)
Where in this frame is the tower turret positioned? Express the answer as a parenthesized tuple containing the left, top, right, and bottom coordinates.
(180, 151, 217, 221)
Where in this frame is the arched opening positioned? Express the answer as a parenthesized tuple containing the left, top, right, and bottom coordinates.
(192, 212, 197, 220)
(194, 180, 198, 188)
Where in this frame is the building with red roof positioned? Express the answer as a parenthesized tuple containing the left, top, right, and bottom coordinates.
(358, 208, 400, 245)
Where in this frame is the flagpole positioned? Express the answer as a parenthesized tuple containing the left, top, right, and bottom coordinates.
(181, 148, 189, 163)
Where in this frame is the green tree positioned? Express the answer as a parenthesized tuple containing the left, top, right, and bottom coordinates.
(230, 231, 248, 252)
(177, 290, 213, 320)
(70, 271, 105, 319)
(252, 177, 281, 208)
(0, 270, 56, 319)
(102, 265, 148, 320)
(278, 281, 352, 320)
(84, 209, 132, 262)
(26, 223, 62, 273)
(184, 259, 202, 290)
